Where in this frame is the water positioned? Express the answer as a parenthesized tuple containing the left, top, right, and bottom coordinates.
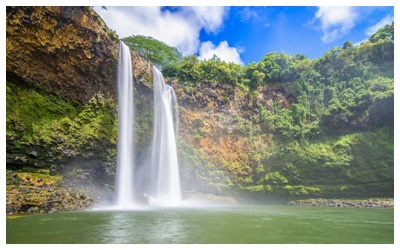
(6, 206, 394, 244)
(114, 45, 181, 208)
(146, 66, 181, 207)
(115, 42, 136, 209)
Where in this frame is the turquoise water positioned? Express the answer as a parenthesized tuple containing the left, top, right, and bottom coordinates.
(6, 205, 394, 244)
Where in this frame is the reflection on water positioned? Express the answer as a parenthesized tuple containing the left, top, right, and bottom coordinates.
(6, 205, 394, 244)
(106, 213, 136, 243)
(102, 211, 186, 244)
(148, 211, 186, 243)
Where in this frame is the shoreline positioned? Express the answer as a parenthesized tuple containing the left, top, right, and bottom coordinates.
(288, 198, 394, 208)
(6, 170, 94, 215)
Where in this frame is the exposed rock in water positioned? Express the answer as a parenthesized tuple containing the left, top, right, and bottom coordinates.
(6, 170, 94, 214)
(288, 198, 394, 208)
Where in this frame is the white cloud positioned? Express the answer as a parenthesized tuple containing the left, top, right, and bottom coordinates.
(237, 7, 258, 22)
(189, 6, 227, 33)
(366, 14, 393, 36)
(314, 6, 359, 43)
(92, 6, 228, 56)
(198, 41, 244, 65)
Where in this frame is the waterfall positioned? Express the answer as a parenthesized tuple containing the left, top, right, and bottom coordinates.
(113, 42, 181, 209)
(115, 42, 136, 209)
(146, 66, 182, 207)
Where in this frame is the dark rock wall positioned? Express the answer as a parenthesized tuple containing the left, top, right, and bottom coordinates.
(6, 6, 152, 103)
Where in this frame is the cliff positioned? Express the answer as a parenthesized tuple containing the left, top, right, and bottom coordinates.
(171, 80, 296, 195)
(6, 7, 393, 214)
(170, 76, 393, 199)
(6, 6, 153, 212)
(6, 6, 151, 103)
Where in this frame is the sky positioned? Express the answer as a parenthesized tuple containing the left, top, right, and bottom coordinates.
(82, 6, 391, 65)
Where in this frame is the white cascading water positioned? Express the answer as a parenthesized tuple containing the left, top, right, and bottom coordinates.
(115, 42, 137, 209)
(113, 41, 182, 209)
(146, 66, 182, 207)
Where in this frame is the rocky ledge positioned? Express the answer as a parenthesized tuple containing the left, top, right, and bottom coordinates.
(288, 198, 394, 208)
(6, 170, 94, 214)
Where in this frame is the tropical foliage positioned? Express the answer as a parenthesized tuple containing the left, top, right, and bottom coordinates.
(122, 21, 394, 198)
(122, 35, 182, 70)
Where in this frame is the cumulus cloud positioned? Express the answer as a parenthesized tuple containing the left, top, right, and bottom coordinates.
(198, 41, 244, 65)
(189, 6, 227, 33)
(366, 14, 393, 36)
(314, 6, 359, 43)
(92, 6, 228, 56)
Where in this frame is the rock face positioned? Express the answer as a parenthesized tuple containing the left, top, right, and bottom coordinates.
(6, 170, 94, 214)
(169, 80, 295, 196)
(6, 6, 152, 103)
(6, 6, 154, 208)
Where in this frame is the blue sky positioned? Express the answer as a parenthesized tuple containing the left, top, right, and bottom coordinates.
(93, 6, 394, 65)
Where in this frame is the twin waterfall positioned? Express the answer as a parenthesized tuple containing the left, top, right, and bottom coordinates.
(115, 42, 181, 209)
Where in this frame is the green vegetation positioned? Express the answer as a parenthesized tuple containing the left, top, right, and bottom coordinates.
(162, 21, 393, 198)
(15, 169, 63, 185)
(6, 82, 118, 144)
(161, 22, 394, 141)
(6, 80, 118, 168)
(369, 22, 394, 43)
(134, 94, 154, 153)
(6, 16, 393, 200)
(177, 140, 232, 194)
(163, 54, 244, 85)
(122, 35, 183, 70)
(161, 21, 394, 90)
(6, 82, 77, 141)
(264, 127, 393, 197)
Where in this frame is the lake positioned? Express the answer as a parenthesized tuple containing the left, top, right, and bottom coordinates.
(6, 205, 394, 244)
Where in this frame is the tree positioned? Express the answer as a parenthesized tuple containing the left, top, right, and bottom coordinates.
(122, 35, 182, 70)
(342, 41, 354, 50)
(252, 70, 265, 88)
(178, 55, 199, 83)
(390, 21, 394, 39)
(369, 24, 393, 43)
